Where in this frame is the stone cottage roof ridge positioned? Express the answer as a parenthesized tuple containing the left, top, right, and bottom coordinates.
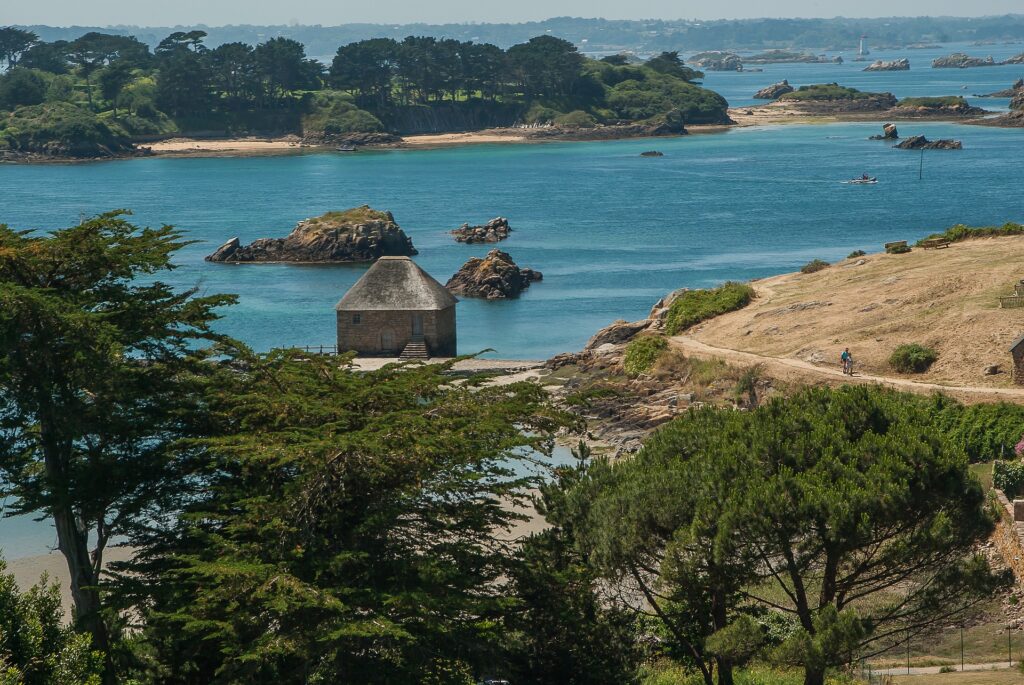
(335, 256, 458, 312)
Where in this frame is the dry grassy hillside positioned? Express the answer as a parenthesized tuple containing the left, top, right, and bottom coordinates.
(688, 236, 1024, 388)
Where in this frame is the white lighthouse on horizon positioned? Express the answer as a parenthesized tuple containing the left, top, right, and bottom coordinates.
(859, 35, 870, 56)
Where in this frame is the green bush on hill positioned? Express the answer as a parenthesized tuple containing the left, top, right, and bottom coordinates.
(664, 282, 755, 335)
(606, 71, 730, 123)
(780, 83, 880, 101)
(800, 259, 830, 273)
(554, 109, 598, 128)
(623, 335, 668, 376)
(897, 95, 969, 108)
(917, 222, 1024, 245)
(889, 343, 938, 373)
(301, 91, 383, 138)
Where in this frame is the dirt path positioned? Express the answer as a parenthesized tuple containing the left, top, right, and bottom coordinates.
(671, 335, 1024, 403)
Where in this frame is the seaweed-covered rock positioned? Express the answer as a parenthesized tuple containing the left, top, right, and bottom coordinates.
(975, 78, 1024, 97)
(445, 249, 542, 299)
(893, 135, 962, 150)
(450, 217, 512, 243)
(863, 58, 910, 71)
(205, 206, 417, 263)
(753, 80, 795, 99)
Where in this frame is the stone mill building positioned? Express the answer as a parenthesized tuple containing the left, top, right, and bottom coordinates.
(335, 256, 458, 358)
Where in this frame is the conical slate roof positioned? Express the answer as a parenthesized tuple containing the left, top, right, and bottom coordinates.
(335, 256, 458, 312)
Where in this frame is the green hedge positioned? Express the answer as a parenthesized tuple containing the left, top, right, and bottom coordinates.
(994, 460, 1024, 498)
(897, 96, 967, 108)
(800, 259, 829, 274)
(928, 399, 1024, 462)
(624, 335, 668, 376)
(664, 282, 755, 335)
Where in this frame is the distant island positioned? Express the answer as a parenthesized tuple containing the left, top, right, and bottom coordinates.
(0, 27, 729, 160)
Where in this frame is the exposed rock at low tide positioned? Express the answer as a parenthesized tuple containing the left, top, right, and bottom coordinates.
(863, 58, 910, 71)
(445, 249, 542, 299)
(585, 319, 653, 350)
(205, 206, 417, 263)
(753, 80, 795, 99)
(869, 123, 899, 140)
(932, 53, 996, 68)
(450, 217, 512, 243)
(893, 135, 962, 150)
(976, 79, 1024, 98)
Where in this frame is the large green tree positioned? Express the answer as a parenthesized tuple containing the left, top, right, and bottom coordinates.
(0, 212, 234, 683)
(0, 27, 37, 72)
(126, 349, 569, 684)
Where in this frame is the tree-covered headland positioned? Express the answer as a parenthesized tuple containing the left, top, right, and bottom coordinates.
(0, 27, 729, 157)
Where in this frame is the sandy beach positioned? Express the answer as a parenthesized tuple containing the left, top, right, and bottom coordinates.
(145, 136, 307, 156)
(400, 130, 530, 146)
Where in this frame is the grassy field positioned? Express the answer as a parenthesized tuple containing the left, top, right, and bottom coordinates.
(890, 668, 1022, 684)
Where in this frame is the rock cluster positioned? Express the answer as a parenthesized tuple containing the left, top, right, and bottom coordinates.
(445, 249, 542, 299)
(205, 206, 417, 263)
(450, 217, 512, 243)
(932, 53, 996, 68)
(893, 135, 962, 150)
(868, 123, 899, 140)
(976, 78, 1024, 98)
(745, 50, 842, 64)
(863, 58, 910, 71)
(753, 80, 795, 99)
(688, 51, 743, 71)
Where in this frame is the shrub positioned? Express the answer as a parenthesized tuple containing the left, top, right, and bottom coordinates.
(624, 335, 668, 376)
(664, 282, 755, 335)
(917, 222, 1024, 246)
(889, 344, 938, 373)
(847, 250, 866, 258)
(800, 259, 830, 274)
(554, 110, 598, 128)
(0, 101, 131, 156)
(887, 244, 911, 254)
(928, 399, 1024, 462)
(897, 96, 967, 108)
(993, 460, 1024, 498)
(0, 68, 48, 110)
(780, 83, 881, 101)
(523, 103, 562, 125)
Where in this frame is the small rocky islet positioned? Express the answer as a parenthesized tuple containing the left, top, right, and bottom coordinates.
(445, 249, 542, 299)
(450, 217, 512, 244)
(205, 206, 417, 263)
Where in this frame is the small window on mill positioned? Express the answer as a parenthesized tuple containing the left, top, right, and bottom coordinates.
(352, 314, 361, 324)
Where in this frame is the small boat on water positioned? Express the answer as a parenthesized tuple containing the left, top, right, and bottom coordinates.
(335, 144, 357, 152)
(640, 150, 664, 157)
(843, 176, 877, 185)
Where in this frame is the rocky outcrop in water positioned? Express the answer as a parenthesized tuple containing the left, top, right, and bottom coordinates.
(932, 53, 996, 68)
(863, 58, 910, 71)
(869, 123, 900, 140)
(1003, 53, 1024, 64)
(205, 206, 417, 263)
(753, 80, 795, 99)
(445, 249, 542, 299)
(976, 79, 1024, 97)
(893, 135, 962, 150)
(745, 50, 841, 64)
(450, 217, 512, 243)
(688, 51, 743, 71)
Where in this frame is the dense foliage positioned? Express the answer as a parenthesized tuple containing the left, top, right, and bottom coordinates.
(565, 386, 1000, 685)
(993, 460, 1024, 498)
(0, 28, 729, 155)
(889, 343, 938, 373)
(917, 221, 1024, 245)
(664, 282, 755, 335)
(779, 84, 881, 101)
(624, 335, 669, 376)
(926, 396, 1024, 463)
(897, 96, 969, 108)
(0, 558, 103, 684)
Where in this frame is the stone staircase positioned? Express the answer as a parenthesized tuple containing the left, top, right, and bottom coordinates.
(399, 336, 429, 359)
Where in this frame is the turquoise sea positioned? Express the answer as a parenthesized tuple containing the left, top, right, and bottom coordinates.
(2, 47, 1024, 559)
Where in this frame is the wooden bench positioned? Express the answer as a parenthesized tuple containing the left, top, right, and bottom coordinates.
(920, 238, 951, 249)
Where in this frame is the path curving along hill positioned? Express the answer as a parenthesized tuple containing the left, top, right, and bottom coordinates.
(671, 235, 1024, 404)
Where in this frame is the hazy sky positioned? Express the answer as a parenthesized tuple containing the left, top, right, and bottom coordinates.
(7, 0, 1024, 27)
